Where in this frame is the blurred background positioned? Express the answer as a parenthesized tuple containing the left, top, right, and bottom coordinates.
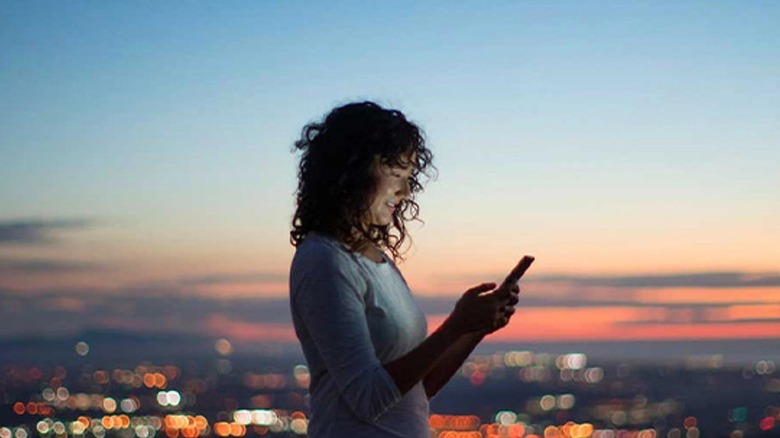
(1, 1, 778, 437)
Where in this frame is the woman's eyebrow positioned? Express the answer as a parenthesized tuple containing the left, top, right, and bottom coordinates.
(385, 163, 410, 170)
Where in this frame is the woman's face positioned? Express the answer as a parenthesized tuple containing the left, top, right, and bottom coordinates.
(366, 155, 415, 227)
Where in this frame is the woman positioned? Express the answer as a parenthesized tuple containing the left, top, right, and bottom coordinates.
(289, 101, 519, 437)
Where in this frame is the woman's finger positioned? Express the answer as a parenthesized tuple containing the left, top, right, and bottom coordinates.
(465, 282, 497, 297)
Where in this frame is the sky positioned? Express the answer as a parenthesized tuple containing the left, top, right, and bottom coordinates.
(1, 1, 778, 354)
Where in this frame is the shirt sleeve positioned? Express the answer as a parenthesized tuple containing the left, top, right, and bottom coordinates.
(291, 242, 403, 422)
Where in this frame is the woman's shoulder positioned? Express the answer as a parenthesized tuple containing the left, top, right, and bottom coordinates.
(292, 233, 356, 270)
(290, 233, 368, 300)
(296, 232, 346, 254)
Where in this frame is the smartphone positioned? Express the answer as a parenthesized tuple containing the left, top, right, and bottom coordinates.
(499, 255, 535, 291)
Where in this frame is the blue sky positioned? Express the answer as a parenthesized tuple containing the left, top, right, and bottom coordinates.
(1, 1, 778, 345)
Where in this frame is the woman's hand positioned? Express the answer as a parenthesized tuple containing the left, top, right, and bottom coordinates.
(444, 283, 521, 337)
(480, 283, 520, 335)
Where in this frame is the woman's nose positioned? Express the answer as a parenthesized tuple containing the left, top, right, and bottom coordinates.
(397, 181, 411, 198)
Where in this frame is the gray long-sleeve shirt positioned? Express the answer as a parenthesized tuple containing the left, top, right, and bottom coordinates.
(289, 233, 429, 437)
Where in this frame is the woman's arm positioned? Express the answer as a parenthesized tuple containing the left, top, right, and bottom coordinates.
(421, 331, 484, 399)
(383, 282, 516, 395)
(382, 316, 466, 395)
(419, 284, 521, 399)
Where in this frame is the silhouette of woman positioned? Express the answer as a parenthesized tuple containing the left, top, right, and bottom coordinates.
(289, 101, 519, 437)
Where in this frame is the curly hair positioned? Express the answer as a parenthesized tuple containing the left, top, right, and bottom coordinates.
(290, 101, 436, 261)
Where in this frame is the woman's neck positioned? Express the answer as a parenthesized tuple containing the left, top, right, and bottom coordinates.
(359, 245, 385, 263)
(341, 230, 386, 263)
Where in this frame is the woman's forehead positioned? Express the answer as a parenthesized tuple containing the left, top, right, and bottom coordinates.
(381, 152, 417, 168)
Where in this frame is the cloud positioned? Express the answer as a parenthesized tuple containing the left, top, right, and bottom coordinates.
(2, 284, 778, 342)
(0, 257, 104, 273)
(618, 318, 780, 326)
(409, 295, 775, 315)
(513, 297, 770, 309)
(0, 289, 296, 341)
(0, 218, 96, 246)
(535, 272, 780, 289)
(122, 271, 289, 299)
(175, 272, 288, 286)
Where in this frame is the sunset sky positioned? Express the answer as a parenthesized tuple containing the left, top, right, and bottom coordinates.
(1, 1, 778, 351)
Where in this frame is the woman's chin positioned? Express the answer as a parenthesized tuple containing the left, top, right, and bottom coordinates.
(368, 216, 393, 227)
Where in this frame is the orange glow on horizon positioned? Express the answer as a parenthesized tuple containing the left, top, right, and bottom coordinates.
(483, 318, 780, 342)
(427, 310, 780, 343)
(205, 314, 297, 342)
(194, 282, 288, 299)
(728, 304, 780, 320)
(638, 287, 780, 305)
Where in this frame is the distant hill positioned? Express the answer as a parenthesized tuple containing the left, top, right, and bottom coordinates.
(0, 328, 304, 367)
(479, 338, 780, 366)
(2, 327, 778, 368)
